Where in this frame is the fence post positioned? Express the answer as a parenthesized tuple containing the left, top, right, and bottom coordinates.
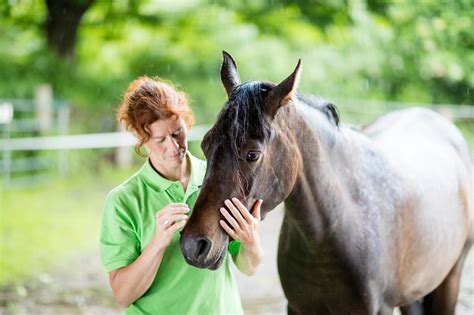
(0, 102, 13, 189)
(115, 124, 133, 168)
(35, 84, 53, 133)
(2, 123, 11, 189)
(57, 104, 70, 176)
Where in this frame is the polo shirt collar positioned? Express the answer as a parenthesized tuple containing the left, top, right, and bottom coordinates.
(187, 153, 204, 190)
(139, 151, 202, 193)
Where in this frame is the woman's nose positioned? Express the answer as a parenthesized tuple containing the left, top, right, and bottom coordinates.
(168, 137, 179, 150)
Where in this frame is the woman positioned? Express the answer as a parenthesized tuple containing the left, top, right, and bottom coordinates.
(100, 76, 264, 314)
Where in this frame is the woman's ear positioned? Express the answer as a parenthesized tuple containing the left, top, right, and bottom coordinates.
(142, 141, 151, 155)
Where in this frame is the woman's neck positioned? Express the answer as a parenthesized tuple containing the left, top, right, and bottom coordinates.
(150, 154, 190, 183)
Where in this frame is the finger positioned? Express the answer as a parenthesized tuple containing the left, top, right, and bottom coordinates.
(165, 213, 189, 223)
(158, 213, 187, 229)
(224, 199, 246, 227)
(252, 199, 263, 220)
(167, 203, 189, 208)
(231, 197, 253, 222)
(219, 220, 237, 239)
(220, 207, 241, 231)
(157, 219, 171, 230)
(157, 206, 189, 218)
(167, 207, 191, 215)
(169, 220, 187, 233)
(167, 203, 190, 211)
(156, 206, 189, 215)
(159, 203, 189, 213)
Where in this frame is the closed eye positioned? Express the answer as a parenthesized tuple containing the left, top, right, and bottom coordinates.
(172, 128, 183, 137)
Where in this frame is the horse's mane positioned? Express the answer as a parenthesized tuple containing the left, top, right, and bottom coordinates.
(297, 94, 340, 128)
(208, 81, 340, 194)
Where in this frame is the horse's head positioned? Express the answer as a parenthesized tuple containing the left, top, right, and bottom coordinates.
(180, 52, 302, 269)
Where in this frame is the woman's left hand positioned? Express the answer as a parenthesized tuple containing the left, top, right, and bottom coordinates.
(219, 198, 262, 246)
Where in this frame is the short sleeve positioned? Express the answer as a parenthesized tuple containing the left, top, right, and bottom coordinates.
(227, 240, 241, 256)
(100, 190, 140, 272)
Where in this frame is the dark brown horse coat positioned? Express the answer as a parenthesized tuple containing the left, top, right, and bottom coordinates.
(180, 52, 473, 315)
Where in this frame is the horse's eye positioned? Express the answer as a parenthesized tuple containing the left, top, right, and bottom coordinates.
(246, 151, 261, 162)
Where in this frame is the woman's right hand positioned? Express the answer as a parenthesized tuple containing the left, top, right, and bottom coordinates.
(109, 203, 190, 307)
(154, 203, 190, 249)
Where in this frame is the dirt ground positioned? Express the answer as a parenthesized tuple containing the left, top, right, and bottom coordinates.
(1, 206, 472, 315)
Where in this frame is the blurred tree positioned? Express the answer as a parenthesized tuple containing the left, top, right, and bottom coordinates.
(0, 0, 472, 128)
(45, 0, 95, 60)
(371, 0, 474, 104)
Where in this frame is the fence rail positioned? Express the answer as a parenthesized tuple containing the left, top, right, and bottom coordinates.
(0, 125, 210, 151)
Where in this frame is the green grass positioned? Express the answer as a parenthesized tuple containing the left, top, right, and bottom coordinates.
(0, 165, 138, 284)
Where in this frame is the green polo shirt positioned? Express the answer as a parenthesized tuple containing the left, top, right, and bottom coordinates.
(100, 152, 243, 315)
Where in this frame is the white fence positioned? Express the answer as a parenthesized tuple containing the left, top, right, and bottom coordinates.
(1, 91, 71, 188)
(1, 100, 473, 188)
(0, 125, 210, 188)
(0, 125, 210, 151)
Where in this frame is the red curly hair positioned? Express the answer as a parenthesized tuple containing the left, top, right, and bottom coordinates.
(117, 76, 194, 156)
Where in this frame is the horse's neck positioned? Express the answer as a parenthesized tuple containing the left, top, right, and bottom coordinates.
(281, 103, 398, 248)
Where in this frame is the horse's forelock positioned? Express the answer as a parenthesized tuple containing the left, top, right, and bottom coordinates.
(218, 81, 272, 154)
(205, 81, 272, 195)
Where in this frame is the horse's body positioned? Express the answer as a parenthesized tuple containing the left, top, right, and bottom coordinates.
(278, 101, 472, 314)
(180, 52, 473, 315)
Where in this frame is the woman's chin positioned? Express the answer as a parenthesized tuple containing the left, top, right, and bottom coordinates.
(168, 156, 184, 166)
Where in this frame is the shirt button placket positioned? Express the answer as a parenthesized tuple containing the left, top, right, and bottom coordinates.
(171, 183, 184, 202)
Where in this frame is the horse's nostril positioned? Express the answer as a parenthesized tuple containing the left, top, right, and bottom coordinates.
(196, 237, 211, 259)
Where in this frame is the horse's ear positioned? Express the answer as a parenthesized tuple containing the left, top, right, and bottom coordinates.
(220, 51, 241, 97)
(264, 59, 301, 118)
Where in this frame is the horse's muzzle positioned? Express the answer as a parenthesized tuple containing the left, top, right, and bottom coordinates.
(180, 234, 226, 270)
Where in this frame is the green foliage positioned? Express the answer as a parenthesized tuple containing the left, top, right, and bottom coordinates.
(0, 0, 472, 126)
(369, 1, 474, 104)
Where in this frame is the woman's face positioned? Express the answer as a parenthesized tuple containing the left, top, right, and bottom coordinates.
(144, 116, 188, 168)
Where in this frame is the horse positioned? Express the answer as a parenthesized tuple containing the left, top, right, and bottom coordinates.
(180, 51, 473, 315)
